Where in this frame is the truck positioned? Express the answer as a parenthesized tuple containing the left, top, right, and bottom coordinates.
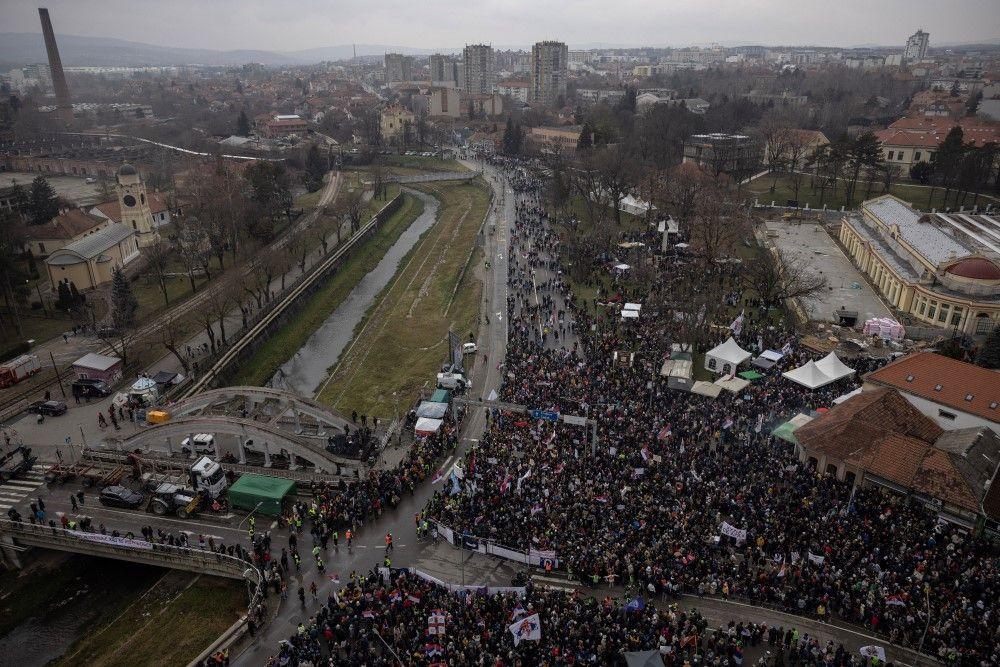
(146, 456, 230, 519)
(0, 355, 41, 388)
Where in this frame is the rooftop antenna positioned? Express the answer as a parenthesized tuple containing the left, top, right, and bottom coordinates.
(353, 43, 357, 62)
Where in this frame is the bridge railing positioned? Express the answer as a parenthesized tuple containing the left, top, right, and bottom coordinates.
(1, 518, 267, 666)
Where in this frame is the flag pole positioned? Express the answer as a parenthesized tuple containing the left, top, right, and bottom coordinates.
(372, 627, 403, 666)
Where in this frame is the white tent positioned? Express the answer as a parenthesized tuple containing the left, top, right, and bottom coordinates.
(660, 359, 693, 380)
(833, 387, 863, 405)
(414, 417, 443, 436)
(815, 352, 855, 382)
(715, 375, 750, 393)
(782, 360, 836, 389)
(704, 337, 751, 374)
(621, 309, 639, 320)
(691, 381, 723, 398)
(761, 350, 784, 363)
(623, 302, 642, 312)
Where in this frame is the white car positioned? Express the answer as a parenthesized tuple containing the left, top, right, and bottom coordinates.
(462, 342, 478, 355)
(180, 433, 215, 455)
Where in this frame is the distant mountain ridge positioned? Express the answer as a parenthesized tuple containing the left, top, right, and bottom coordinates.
(2, 32, 997, 68)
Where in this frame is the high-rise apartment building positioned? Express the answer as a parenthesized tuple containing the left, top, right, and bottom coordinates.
(530, 40, 569, 106)
(429, 54, 457, 87)
(384, 53, 413, 83)
(463, 44, 495, 95)
(904, 30, 930, 62)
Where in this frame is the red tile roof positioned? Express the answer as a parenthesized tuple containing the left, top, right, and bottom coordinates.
(877, 116, 999, 149)
(865, 352, 1000, 423)
(25, 209, 104, 240)
(92, 191, 169, 223)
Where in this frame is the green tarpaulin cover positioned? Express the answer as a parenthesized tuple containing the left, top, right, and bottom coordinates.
(738, 370, 764, 380)
(227, 474, 295, 517)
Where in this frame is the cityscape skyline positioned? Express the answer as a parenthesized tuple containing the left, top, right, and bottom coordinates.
(1, 0, 998, 56)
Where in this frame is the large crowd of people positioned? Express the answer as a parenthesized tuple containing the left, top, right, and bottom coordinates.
(421, 160, 999, 665)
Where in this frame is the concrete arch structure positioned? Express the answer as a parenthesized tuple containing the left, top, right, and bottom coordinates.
(167, 386, 353, 442)
(104, 415, 357, 473)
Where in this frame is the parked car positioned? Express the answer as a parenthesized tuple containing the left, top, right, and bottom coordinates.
(180, 433, 215, 455)
(72, 378, 111, 398)
(98, 485, 145, 509)
(462, 342, 478, 355)
(27, 400, 68, 416)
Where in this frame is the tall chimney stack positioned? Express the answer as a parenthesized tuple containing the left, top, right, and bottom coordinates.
(38, 7, 73, 125)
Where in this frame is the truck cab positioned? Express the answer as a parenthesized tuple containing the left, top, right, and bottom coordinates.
(189, 456, 228, 498)
(180, 434, 215, 455)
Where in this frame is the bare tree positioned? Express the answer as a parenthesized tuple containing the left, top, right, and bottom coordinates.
(144, 237, 173, 306)
(369, 156, 389, 201)
(158, 313, 191, 373)
(741, 250, 828, 310)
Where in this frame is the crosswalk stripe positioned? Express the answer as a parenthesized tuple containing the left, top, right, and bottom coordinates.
(4, 480, 43, 488)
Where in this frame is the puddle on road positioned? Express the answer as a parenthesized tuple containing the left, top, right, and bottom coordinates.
(270, 189, 439, 396)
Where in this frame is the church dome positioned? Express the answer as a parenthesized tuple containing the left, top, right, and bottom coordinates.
(944, 256, 1000, 281)
(117, 163, 138, 177)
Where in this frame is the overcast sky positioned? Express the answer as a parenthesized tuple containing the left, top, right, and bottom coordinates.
(4, 0, 998, 51)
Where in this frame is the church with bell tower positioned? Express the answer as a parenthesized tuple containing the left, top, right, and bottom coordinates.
(115, 163, 158, 247)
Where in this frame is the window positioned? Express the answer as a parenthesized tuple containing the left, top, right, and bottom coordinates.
(938, 409, 956, 420)
(951, 308, 963, 326)
(938, 305, 949, 323)
(918, 299, 926, 316)
(914, 151, 922, 161)
(964, 394, 974, 402)
(905, 374, 914, 382)
(934, 384, 943, 391)
(927, 302, 936, 319)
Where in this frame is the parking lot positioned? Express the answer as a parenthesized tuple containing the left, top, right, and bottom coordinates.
(3, 171, 106, 207)
(762, 220, 893, 323)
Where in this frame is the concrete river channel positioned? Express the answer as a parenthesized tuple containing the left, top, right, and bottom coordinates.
(270, 189, 440, 396)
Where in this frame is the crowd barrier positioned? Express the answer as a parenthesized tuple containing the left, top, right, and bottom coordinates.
(429, 519, 558, 569)
(379, 566, 526, 597)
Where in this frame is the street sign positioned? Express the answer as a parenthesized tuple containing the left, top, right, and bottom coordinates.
(530, 409, 559, 422)
(561, 414, 587, 426)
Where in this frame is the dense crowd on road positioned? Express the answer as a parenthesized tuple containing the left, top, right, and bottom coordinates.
(420, 162, 1000, 666)
(269, 568, 877, 666)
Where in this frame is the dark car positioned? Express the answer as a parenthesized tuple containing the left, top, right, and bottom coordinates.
(27, 400, 68, 416)
(98, 485, 145, 509)
(72, 378, 111, 398)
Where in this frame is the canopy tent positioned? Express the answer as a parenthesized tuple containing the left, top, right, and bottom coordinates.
(624, 650, 665, 667)
(815, 352, 855, 382)
(620, 194, 652, 216)
(691, 381, 723, 398)
(621, 309, 639, 320)
(761, 349, 784, 362)
(227, 474, 294, 517)
(430, 389, 452, 404)
(771, 412, 814, 445)
(416, 401, 449, 419)
(751, 356, 775, 370)
(714, 375, 750, 393)
(833, 387, 863, 405)
(623, 302, 642, 312)
(414, 417, 443, 436)
(704, 337, 751, 374)
(782, 360, 837, 389)
(667, 376, 693, 392)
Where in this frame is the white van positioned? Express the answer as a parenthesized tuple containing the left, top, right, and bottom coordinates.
(180, 433, 215, 455)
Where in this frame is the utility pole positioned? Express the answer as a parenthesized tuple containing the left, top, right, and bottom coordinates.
(48, 351, 66, 398)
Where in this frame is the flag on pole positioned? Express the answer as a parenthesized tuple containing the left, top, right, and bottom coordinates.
(530, 503, 543, 515)
(508, 613, 542, 645)
(624, 597, 645, 613)
(425, 643, 444, 657)
(807, 552, 826, 565)
(328, 573, 341, 584)
(427, 610, 446, 635)
(516, 468, 532, 491)
(730, 310, 744, 336)
(500, 474, 513, 493)
(885, 595, 906, 607)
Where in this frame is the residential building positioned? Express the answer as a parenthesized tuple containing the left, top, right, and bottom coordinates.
(682, 133, 757, 175)
(463, 92, 503, 117)
(380, 104, 415, 141)
(528, 125, 582, 153)
(576, 88, 626, 106)
(263, 114, 309, 138)
(24, 209, 109, 257)
(839, 195, 1000, 335)
(793, 386, 1000, 532)
(497, 80, 530, 104)
(763, 130, 829, 170)
(384, 53, 413, 83)
(429, 54, 456, 87)
(875, 117, 999, 169)
(463, 44, 495, 95)
(904, 29, 930, 62)
(530, 40, 568, 106)
(44, 223, 139, 291)
(864, 352, 1000, 434)
(427, 87, 460, 118)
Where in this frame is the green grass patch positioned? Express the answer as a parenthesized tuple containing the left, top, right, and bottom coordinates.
(317, 179, 489, 419)
(229, 192, 425, 387)
(52, 573, 245, 667)
(294, 188, 323, 209)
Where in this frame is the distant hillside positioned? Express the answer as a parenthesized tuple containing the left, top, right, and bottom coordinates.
(0, 33, 465, 68)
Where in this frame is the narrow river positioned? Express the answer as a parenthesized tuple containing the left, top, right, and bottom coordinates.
(269, 189, 439, 396)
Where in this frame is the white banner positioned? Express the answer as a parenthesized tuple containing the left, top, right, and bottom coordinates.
(859, 646, 886, 661)
(509, 613, 542, 645)
(70, 530, 153, 551)
(720, 521, 747, 543)
(807, 551, 826, 565)
(488, 543, 532, 565)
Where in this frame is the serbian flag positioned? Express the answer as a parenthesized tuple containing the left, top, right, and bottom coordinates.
(405, 593, 421, 607)
(362, 610, 376, 619)
(425, 643, 444, 657)
(885, 595, 906, 607)
(510, 605, 527, 622)
(641, 446, 652, 462)
(553, 462, 565, 474)
(500, 474, 513, 493)
(595, 494, 609, 504)
(657, 426, 670, 441)
(431, 468, 446, 484)
(389, 589, 402, 603)
(329, 573, 341, 584)
(530, 503, 544, 515)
